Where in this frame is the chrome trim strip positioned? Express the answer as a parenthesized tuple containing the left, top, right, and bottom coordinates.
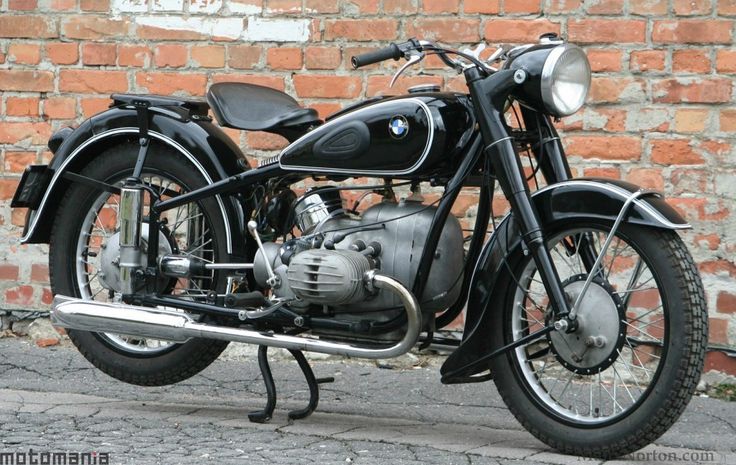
(21, 128, 234, 253)
(278, 98, 436, 176)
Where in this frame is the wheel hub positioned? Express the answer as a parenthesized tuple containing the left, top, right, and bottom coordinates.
(98, 224, 172, 292)
(548, 274, 626, 375)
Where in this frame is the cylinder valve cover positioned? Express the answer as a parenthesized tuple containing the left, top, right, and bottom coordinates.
(286, 249, 372, 305)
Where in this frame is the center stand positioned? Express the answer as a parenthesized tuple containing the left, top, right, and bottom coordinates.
(248, 345, 335, 423)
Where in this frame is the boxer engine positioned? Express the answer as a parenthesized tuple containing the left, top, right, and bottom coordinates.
(253, 188, 464, 330)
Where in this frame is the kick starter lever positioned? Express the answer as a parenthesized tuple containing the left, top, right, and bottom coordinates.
(247, 220, 281, 288)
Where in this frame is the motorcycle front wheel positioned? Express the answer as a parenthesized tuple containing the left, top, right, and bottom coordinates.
(489, 219, 708, 458)
(49, 143, 231, 386)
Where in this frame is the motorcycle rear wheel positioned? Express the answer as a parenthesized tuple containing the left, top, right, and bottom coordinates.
(49, 143, 231, 386)
(490, 219, 708, 458)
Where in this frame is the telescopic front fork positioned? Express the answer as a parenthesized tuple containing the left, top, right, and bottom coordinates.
(465, 67, 573, 324)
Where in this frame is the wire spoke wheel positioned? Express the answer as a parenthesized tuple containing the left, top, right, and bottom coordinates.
(490, 219, 707, 458)
(50, 144, 231, 386)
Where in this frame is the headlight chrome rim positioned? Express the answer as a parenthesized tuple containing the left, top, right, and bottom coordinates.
(540, 44, 591, 117)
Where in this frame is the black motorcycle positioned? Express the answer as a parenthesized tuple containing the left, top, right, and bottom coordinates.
(12, 35, 707, 458)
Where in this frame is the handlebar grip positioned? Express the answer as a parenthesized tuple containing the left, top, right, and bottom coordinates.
(351, 44, 402, 68)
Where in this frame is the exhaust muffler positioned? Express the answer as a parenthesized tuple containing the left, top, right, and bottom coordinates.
(51, 272, 421, 359)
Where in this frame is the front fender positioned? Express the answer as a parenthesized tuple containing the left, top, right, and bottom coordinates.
(440, 177, 689, 382)
(20, 106, 249, 255)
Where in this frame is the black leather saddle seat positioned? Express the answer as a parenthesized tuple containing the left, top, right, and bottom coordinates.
(206, 82, 321, 131)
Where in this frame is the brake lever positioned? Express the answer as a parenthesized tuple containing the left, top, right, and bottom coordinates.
(389, 51, 423, 87)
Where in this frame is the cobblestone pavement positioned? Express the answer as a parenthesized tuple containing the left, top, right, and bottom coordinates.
(0, 338, 733, 465)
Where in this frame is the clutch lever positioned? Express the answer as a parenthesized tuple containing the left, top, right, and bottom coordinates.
(389, 50, 424, 87)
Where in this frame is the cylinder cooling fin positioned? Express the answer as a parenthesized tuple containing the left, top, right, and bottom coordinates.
(286, 249, 373, 306)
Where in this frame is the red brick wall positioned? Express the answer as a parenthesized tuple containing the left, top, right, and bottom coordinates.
(0, 1, 734, 371)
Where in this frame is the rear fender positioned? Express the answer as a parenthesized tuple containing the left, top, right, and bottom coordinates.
(20, 106, 249, 256)
(440, 178, 689, 381)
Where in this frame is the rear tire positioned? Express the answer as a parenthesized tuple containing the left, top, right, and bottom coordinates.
(490, 220, 707, 458)
(50, 143, 230, 386)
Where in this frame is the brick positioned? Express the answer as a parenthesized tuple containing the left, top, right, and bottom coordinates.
(293, 75, 362, 98)
(716, 49, 736, 74)
(383, 0, 419, 13)
(0, 122, 51, 145)
(568, 19, 646, 44)
(586, 49, 623, 72)
(704, 351, 736, 376)
(672, 49, 711, 73)
(154, 44, 188, 68)
(30, 264, 49, 283)
(4, 152, 36, 173)
(693, 233, 720, 250)
(716, 292, 736, 314)
(709, 318, 729, 345)
(243, 17, 309, 42)
(366, 75, 444, 97)
(564, 136, 642, 161)
(189, 0, 220, 12)
(0, 15, 57, 38)
(653, 20, 732, 44)
(46, 42, 78, 65)
(43, 97, 77, 120)
(588, 77, 646, 104)
(324, 19, 398, 41)
(7, 43, 41, 65)
(191, 45, 225, 68)
(246, 132, 289, 150)
(62, 16, 129, 40)
(305, 0, 340, 13)
(464, 0, 499, 12)
(81, 0, 110, 10)
(80, 98, 112, 118)
(135, 72, 207, 96)
(505, 0, 541, 13)
(0, 264, 20, 281)
(651, 139, 704, 165)
(211, 74, 285, 90)
(0, 70, 54, 92)
(718, 0, 736, 14)
(652, 78, 732, 104)
(118, 45, 150, 67)
(82, 43, 117, 66)
(484, 19, 560, 43)
(422, 0, 461, 13)
(50, 0, 76, 8)
(310, 102, 342, 119)
(625, 108, 670, 132)
(674, 108, 709, 133)
(585, 0, 623, 13)
(264, 0, 302, 13)
(267, 47, 302, 70)
(583, 167, 621, 178)
(8, 0, 37, 9)
(5, 98, 39, 117)
(673, 0, 712, 15)
(305, 47, 341, 70)
(629, 0, 668, 14)
(626, 168, 664, 191)
(630, 50, 666, 73)
(546, 0, 583, 12)
(408, 18, 481, 43)
(344, 0, 380, 13)
(4, 285, 34, 306)
(719, 108, 736, 132)
(59, 70, 128, 93)
(228, 45, 262, 69)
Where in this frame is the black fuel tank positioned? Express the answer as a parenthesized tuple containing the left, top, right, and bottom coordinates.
(278, 93, 475, 178)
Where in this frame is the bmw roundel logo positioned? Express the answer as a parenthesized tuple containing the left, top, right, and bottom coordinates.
(388, 115, 409, 139)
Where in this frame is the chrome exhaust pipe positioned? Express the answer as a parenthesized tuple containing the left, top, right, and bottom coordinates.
(50, 272, 421, 359)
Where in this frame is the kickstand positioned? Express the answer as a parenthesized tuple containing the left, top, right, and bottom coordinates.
(248, 345, 335, 423)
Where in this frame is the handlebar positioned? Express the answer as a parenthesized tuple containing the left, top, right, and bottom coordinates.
(351, 43, 403, 68)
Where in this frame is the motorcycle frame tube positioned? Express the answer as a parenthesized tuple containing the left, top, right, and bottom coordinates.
(465, 67, 571, 319)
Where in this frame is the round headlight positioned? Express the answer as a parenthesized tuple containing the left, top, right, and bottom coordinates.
(541, 44, 591, 117)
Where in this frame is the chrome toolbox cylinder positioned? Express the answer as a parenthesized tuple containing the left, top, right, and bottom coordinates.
(118, 186, 143, 294)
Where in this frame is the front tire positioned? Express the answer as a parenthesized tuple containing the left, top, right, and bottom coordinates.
(50, 143, 231, 386)
(490, 220, 708, 458)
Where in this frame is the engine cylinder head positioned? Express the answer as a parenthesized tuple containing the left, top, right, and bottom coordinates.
(286, 249, 373, 305)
